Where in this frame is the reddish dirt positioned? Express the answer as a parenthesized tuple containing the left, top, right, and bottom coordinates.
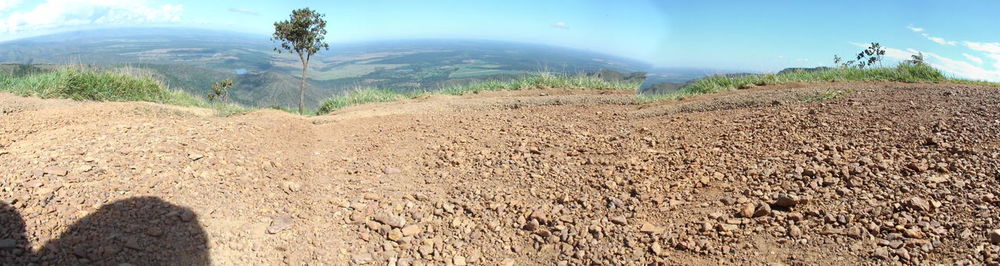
(1, 82, 999, 265)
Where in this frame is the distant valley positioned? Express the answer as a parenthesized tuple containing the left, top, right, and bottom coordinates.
(0, 28, 662, 108)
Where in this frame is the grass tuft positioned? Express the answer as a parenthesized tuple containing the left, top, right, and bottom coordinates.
(316, 72, 640, 114)
(0, 67, 249, 116)
(637, 63, 950, 103)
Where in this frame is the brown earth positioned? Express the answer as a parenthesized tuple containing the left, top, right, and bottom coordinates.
(1, 82, 1000, 265)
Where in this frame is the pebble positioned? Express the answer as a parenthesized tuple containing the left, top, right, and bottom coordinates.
(650, 242, 666, 256)
(752, 204, 771, 217)
(609, 215, 628, 225)
(990, 229, 1000, 244)
(267, 216, 294, 234)
(788, 225, 802, 237)
(774, 194, 801, 208)
(401, 225, 422, 236)
(352, 253, 373, 264)
(388, 228, 403, 241)
(739, 204, 755, 218)
(43, 166, 68, 176)
(384, 167, 402, 175)
(906, 197, 931, 212)
(374, 212, 406, 228)
(187, 153, 204, 161)
(639, 222, 664, 234)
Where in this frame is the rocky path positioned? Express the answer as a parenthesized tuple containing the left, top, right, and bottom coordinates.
(1, 82, 999, 265)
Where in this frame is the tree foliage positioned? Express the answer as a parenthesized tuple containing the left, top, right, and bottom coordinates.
(855, 42, 886, 69)
(836, 42, 887, 69)
(207, 79, 234, 102)
(907, 52, 926, 66)
(272, 8, 329, 114)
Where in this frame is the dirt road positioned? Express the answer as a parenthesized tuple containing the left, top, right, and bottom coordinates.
(1, 82, 999, 265)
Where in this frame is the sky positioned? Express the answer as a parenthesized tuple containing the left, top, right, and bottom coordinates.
(0, 0, 999, 81)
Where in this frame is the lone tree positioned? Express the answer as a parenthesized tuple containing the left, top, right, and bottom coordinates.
(272, 8, 329, 114)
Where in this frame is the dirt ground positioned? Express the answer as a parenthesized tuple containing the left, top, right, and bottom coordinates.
(1, 82, 999, 265)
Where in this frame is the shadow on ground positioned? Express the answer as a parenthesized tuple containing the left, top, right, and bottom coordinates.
(1, 196, 209, 265)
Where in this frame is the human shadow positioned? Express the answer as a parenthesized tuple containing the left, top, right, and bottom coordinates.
(1, 196, 210, 265)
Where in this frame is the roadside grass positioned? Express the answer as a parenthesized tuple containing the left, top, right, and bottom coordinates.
(0, 67, 249, 116)
(317, 72, 640, 114)
(637, 63, 951, 103)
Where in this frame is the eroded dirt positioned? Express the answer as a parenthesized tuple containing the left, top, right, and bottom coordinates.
(2, 82, 999, 265)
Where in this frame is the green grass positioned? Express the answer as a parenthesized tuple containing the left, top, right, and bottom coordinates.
(315, 89, 417, 114)
(637, 63, 952, 103)
(317, 72, 640, 114)
(0, 67, 249, 116)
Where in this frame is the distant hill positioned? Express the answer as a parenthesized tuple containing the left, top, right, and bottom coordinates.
(778, 67, 833, 74)
(0, 28, 651, 108)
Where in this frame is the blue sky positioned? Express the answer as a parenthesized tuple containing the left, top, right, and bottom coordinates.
(1, 0, 999, 81)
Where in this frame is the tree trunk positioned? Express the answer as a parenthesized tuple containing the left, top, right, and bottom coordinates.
(299, 59, 307, 114)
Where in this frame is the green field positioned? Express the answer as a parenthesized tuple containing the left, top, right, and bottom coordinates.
(309, 64, 408, 80)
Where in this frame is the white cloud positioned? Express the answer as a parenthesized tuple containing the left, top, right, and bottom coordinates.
(851, 42, 1000, 82)
(965, 41, 1000, 54)
(986, 54, 1000, 70)
(908, 25, 956, 46)
(552, 21, 568, 29)
(0, 0, 183, 33)
(227, 7, 257, 16)
(923, 51, 1000, 82)
(963, 53, 984, 64)
(923, 33, 956, 46)
(0, 0, 23, 12)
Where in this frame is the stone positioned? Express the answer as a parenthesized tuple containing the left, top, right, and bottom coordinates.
(388, 228, 403, 241)
(718, 224, 739, 232)
(43, 166, 68, 176)
(188, 153, 204, 161)
(610, 215, 628, 225)
(78, 165, 94, 173)
(352, 253, 373, 264)
(145, 227, 163, 237)
(23, 180, 43, 188)
(384, 167, 402, 175)
(989, 229, 1000, 244)
(650, 242, 666, 256)
(374, 212, 406, 228)
(774, 194, 801, 208)
(895, 248, 911, 261)
(401, 225, 422, 236)
(788, 225, 802, 237)
(906, 197, 931, 212)
(639, 222, 664, 234)
(453, 255, 467, 266)
(267, 216, 294, 234)
(528, 209, 548, 224)
(739, 203, 755, 218)
(787, 212, 804, 221)
(903, 228, 925, 239)
(873, 247, 891, 260)
(752, 204, 771, 218)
